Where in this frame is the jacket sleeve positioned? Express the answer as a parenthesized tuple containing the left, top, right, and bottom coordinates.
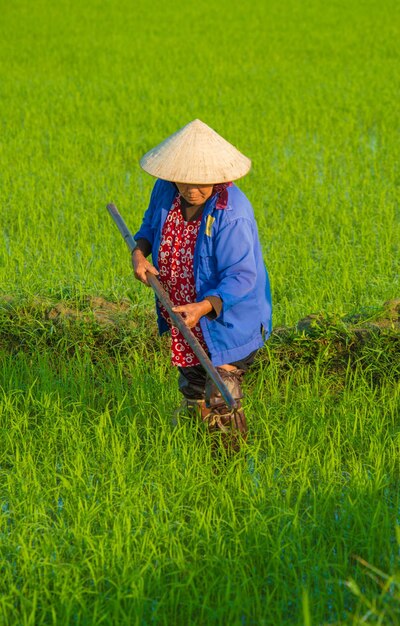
(133, 181, 161, 248)
(202, 217, 257, 319)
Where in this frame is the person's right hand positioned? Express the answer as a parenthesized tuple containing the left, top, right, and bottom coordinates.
(132, 249, 159, 286)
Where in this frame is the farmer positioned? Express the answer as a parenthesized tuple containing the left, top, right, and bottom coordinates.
(132, 119, 272, 450)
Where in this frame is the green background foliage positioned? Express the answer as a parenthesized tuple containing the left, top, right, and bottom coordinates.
(0, 0, 399, 624)
(1, 0, 399, 323)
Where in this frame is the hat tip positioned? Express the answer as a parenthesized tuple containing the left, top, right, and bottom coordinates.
(190, 118, 205, 126)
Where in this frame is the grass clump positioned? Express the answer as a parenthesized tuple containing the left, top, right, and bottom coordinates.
(0, 0, 399, 622)
(0, 302, 399, 624)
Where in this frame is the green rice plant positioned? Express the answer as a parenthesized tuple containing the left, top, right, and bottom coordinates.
(0, 0, 399, 325)
(345, 548, 400, 625)
(0, 0, 399, 622)
(0, 337, 398, 624)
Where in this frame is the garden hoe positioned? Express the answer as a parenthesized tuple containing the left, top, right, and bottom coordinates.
(106, 203, 237, 410)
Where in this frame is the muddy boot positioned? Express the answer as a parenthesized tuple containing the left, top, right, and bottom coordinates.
(205, 368, 248, 453)
(173, 367, 208, 427)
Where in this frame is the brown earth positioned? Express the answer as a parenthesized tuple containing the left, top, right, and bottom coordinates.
(0, 295, 398, 379)
(46, 296, 133, 327)
(270, 298, 400, 338)
(1, 295, 399, 334)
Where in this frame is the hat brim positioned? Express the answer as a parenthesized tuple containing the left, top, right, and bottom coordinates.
(140, 119, 251, 184)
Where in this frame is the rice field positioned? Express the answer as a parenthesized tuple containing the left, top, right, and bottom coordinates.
(0, 0, 399, 624)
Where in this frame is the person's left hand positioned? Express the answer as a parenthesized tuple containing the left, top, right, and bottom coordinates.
(172, 300, 213, 328)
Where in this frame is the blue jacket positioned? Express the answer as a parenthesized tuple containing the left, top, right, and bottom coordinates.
(134, 179, 272, 366)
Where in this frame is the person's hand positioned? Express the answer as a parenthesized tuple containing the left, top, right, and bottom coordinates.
(132, 249, 159, 286)
(172, 300, 213, 328)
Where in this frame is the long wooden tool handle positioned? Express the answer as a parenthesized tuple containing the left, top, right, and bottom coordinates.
(106, 203, 237, 410)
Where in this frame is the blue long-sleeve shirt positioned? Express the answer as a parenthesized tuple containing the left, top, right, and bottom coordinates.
(134, 179, 272, 366)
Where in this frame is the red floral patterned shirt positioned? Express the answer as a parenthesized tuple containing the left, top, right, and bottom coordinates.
(158, 194, 208, 367)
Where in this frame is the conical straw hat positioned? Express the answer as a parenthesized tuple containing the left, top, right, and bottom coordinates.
(140, 119, 251, 184)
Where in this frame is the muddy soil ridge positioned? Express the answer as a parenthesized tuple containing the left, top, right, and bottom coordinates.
(296, 297, 400, 335)
(0, 295, 137, 329)
(1, 294, 399, 333)
(0, 295, 399, 377)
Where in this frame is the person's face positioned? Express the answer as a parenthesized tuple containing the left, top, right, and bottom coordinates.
(175, 182, 214, 206)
